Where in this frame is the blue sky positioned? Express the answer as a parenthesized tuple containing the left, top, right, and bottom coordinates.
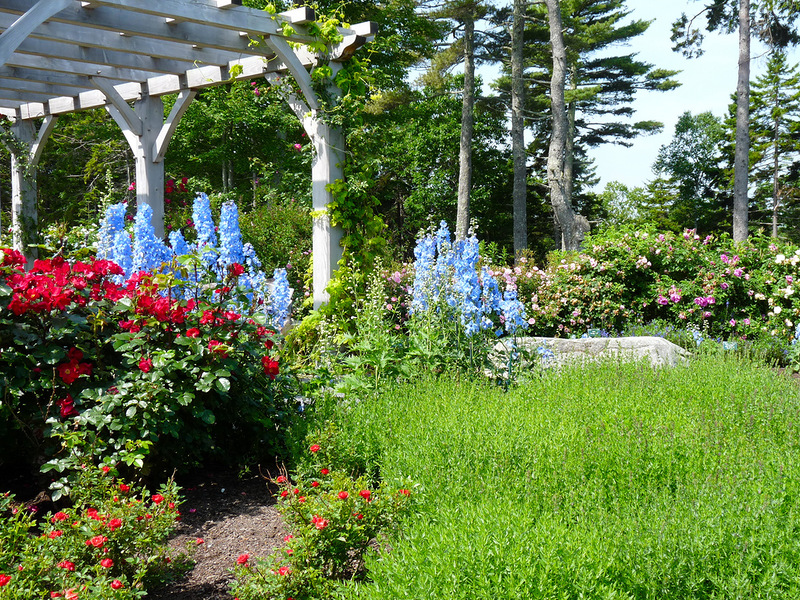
(586, 0, 800, 191)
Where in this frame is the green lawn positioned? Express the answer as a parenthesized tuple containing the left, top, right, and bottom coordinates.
(333, 354, 800, 599)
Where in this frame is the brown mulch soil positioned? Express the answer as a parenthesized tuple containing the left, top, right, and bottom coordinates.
(146, 468, 288, 600)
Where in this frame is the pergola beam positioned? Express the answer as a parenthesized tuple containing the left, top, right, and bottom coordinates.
(0, 0, 375, 305)
(13, 36, 198, 75)
(0, 14, 242, 65)
(0, 0, 72, 66)
(90, 76, 142, 135)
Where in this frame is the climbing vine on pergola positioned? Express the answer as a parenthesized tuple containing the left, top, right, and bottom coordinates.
(0, 0, 375, 307)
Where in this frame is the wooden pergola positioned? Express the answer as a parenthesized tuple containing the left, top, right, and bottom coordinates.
(0, 0, 375, 307)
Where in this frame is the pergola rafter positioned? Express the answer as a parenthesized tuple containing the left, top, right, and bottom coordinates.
(0, 0, 376, 308)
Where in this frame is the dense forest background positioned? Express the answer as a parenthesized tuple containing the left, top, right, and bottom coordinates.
(2, 0, 800, 269)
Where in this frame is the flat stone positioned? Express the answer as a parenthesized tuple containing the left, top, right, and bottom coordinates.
(494, 336, 691, 370)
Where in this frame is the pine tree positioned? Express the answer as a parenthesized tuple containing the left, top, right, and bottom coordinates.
(749, 50, 800, 237)
(672, 0, 800, 242)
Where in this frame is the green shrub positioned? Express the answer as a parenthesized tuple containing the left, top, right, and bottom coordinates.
(0, 465, 182, 599)
(0, 249, 298, 493)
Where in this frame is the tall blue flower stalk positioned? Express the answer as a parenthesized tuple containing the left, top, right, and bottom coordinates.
(452, 236, 482, 336)
(268, 268, 292, 330)
(96, 195, 292, 325)
(97, 203, 126, 260)
(132, 203, 171, 274)
(218, 201, 245, 273)
(409, 222, 527, 338)
(410, 234, 437, 314)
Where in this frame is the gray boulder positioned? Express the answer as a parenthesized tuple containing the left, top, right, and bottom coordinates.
(494, 335, 690, 371)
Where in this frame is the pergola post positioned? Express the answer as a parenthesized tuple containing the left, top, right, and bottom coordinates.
(273, 75, 346, 309)
(102, 91, 165, 238)
(9, 120, 37, 265)
(7, 115, 57, 267)
(309, 118, 345, 309)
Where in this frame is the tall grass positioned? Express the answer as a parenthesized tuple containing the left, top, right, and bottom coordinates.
(333, 355, 800, 599)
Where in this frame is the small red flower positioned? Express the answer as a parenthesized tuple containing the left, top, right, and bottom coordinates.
(309, 444, 320, 453)
(280, 490, 288, 498)
(107, 518, 123, 531)
(398, 489, 411, 496)
(354, 513, 364, 520)
(119, 484, 130, 493)
(100, 558, 113, 568)
(311, 515, 329, 530)
(359, 490, 371, 501)
(237, 553, 249, 565)
(110, 580, 123, 590)
(338, 491, 349, 500)
(278, 566, 290, 576)
(320, 468, 329, 475)
(186, 327, 201, 338)
(52, 511, 68, 522)
(261, 356, 279, 379)
(49, 530, 63, 539)
(311, 481, 319, 488)
(57, 560, 75, 571)
(101, 466, 111, 474)
(0, 574, 9, 587)
(86, 535, 108, 548)
(276, 475, 287, 483)
(152, 494, 164, 504)
(138, 357, 152, 373)
(196, 538, 204, 545)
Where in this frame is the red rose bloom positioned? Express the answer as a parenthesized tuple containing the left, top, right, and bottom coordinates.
(86, 535, 107, 548)
(186, 328, 200, 338)
(100, 558, 113, 569)
(138, 357, 152, 373)
(237, 553, 249, 565)
(110, 580, 123, 590)
(0, 574, 10, 586)
(359, 490, 371, 501)
(338, 491, 349, 500)
(309, 444, 320, 453)
(152, 494, 164, 504)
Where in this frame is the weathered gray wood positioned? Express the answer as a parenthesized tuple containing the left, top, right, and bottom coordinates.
(5, 15, 239, 65)
(90, 76, 142, 135)
(0, 0, 72, 67)
(8, 119, 38, 265)
(14, 36, 197, 75)
(0, 77, 87, 97)
(7, 53, 162, 82)
(152, 88, 196, 162)
(83, 0, 285, 37)
(275, 79, 344, 308)
(105, 94, 166, 238)
(29, 114, 56, 165)
(0, 89, 52, 102)
(0, 66, 96, 89)
(261, 35, 317, 110)
(17, 103, 46, 119)
(0, 1, 287, 55)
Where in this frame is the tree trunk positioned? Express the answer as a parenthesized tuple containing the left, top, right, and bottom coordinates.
(733, 0, 751, 242)
(511, 0, 527, 259)
(564, 64, 578, 205)
(456, 10, 475, 241)
(772, 109, 780, 237)
(545, 0, 582, 251)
